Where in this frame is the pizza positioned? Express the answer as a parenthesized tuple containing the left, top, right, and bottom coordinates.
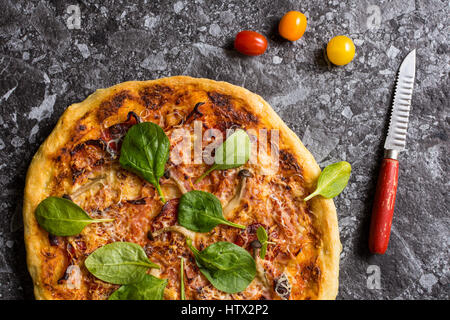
(23, 76, 341, 300)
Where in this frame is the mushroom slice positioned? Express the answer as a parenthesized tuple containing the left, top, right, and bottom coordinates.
(70, 175, 106, 199)
(223, 169, 252, 218)
(251, 241, 271, 291)
(169, 170, 189, 194)
(149, 225, 196, 240)
(274, 272, 292, 300)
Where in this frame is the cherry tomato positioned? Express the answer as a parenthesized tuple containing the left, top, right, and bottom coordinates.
(326, 35, 356, 66)
(278, 11, 307, 41)
(234, 31, 268, 56)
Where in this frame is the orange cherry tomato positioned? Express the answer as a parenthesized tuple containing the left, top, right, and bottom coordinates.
(278, 11, 307, 41)
(234, 31, 268, 56)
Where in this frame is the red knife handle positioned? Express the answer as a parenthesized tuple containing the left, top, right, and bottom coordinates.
(369, 158, 399, 254)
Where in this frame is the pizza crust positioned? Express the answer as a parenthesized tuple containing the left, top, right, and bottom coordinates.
(23, 76, 341, 300)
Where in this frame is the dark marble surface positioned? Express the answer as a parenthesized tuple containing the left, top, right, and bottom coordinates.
(0, 0, 448, 300)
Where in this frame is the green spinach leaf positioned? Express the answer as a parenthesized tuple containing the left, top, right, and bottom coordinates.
(35, 197, 114, 236)
(180, 257, 185, 300)
(178, 190, 245, 232)
(304, 161, 352, 201)
(256, 226, 275, 259)
(85, 242, 159, 284)
(108, 274, 167, 300)
(186, 239, 256, 293)
(119, 122, 170, 203)
(196, 129, 250, 183)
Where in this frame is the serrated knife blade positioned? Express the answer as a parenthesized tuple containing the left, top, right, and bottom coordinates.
(369, 50, 416, 254)
(384, 49, 416, 153)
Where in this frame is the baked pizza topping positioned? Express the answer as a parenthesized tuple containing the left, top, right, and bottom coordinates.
(274, 272, 292, 300)
(101, 111, 141, 157)
(24, 78, 341, 300)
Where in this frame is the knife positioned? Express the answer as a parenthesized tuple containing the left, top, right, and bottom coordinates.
(369, 49, 416, 254)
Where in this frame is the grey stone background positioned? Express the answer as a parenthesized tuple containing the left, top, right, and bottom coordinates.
(0, 0, 448, 300)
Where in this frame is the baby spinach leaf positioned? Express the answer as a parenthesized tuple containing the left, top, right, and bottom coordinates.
(180, 257, 185, 300)
(304, 161, 352, 201)
(119, 122, 170, 203)
(256, 226, 275, 259)
(35, 197, 114, 236)
(178, 190, 245, 232)
(85, 242, 159, 284)
(108, 274, 167, 300)
(257, 226, 268, 259)
(186, 239, 256, 293)
(196, 129, 251, 183)
(256, 226, 268, 243)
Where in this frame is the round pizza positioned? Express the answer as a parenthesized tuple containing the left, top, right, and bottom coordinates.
(23, 76, 341, 300)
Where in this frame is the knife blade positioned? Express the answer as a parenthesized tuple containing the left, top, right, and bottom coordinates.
(384, 49, 416, 153)
(369, 49, 416, 254)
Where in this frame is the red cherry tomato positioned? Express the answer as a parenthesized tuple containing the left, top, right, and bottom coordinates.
(234, 31, 268, 56)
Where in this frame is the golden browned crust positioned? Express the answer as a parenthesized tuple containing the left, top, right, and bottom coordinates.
(23, 76, 341, 300)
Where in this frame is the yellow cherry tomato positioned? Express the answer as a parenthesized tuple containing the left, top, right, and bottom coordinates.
(278, 11, 307, 41)
(326, 35, 356, 66)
